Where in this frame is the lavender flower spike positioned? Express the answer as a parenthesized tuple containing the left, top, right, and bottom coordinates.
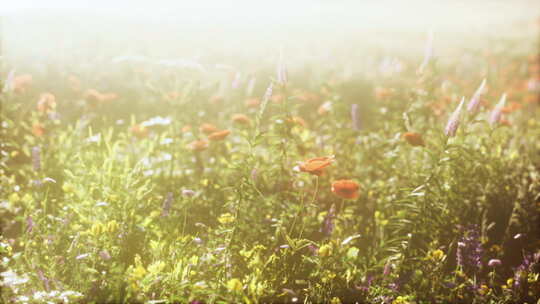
(444, 97, 465, 137)
(351, 104, 361, 131)
(488, 93, 506, 126)
(277, 48, 288, 87)
(32, 146, 41, 172)
(161, 192, 173, 217)
(417, 29, 434, 75)
(466, 78, 487, 113)
(2, 69, 16, 93)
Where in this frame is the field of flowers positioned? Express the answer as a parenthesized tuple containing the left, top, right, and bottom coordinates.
(1, 13, 540, 304)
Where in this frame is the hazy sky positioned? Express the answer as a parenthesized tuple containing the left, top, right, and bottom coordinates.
(2, 0, 538, 65)
(2, 0, 539, 30)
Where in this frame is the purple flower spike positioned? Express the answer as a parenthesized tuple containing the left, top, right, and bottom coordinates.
(466, 79, 487, 113)
(277, 47, 288, 86)
(246, 76, 256, 96)
(99, 250, 112, 260)
(456, 225, 483, 275)
(351, 104, 361, 131)
(444, 97, 465, 137)
(383, 260, 393, 276)
(262, 83, 273, 104)
(489, 93, 506, 126)
(161, 192, 173, 217)
(32, 146, 41, 172)
(26, 216, 35, 234)
(417, 29, 434, 75)
(182, 189, 196, 197)
(231, 71, 241, 89)
(321, 204, 336, 237)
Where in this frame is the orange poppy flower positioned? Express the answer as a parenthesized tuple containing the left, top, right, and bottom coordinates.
(200, 123, 219, 135)
(500, 118, 511, 127)
(210, 95, 224, 104)
(68, 75, 81, 92)
(37, 93, 57, 114)
(288, 116, 307, 128)
(208, 130, 231, 141)
(85, 89, 117, 105)
(130, 125, 148, 139)
(331, 180, 360, 199)
(402, 132, 424, 147)
(232, 114, 251, 125)
(181, 125, 192, 133)
(85, 89, 102, 102)
(524, 93, 538, 104)
(299, 156, 335, 176)
(374, 87, 394, 100)
(188, 139, 209, 151)
(271, 94, 284, 103)
(32, 123, 45, 137)
(245, 98, 260, 108)
(165, 92, 180, 101)
(100, 93, 118, 102)
(13, 74, 33, 94)
(501, 101, 522, 114)
(296, 90, 320, 103)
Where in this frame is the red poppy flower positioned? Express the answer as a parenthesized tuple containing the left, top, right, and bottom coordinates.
(32, 123, 45, 137)
(208, 130, 231, 141)
(232, 114, 251, 125)
(200, 123, 219, 135)
(130, 125, 148, 139)
(403, 132, 424, 147)
(299, 156, 334, 176)
(331, 180, 360, 199)
(188, 139, 209, 151)
(37, 93, 57, 114)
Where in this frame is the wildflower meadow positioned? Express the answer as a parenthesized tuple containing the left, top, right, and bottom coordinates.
(1, 2, 540, 303)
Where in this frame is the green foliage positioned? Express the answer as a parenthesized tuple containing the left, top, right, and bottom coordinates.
(1, 32, 540, 304)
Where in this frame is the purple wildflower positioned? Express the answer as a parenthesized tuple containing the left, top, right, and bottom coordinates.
(26, 216, 35, 234)
(99, 250, 111, 260)
(444, 97, 465, 137)
(321, 204, 336, 237)
(250, 168, 258, 181)
(351, 104, 361, 131)
(161, 192, 173, 217)
(2, 69, 16, 93)
(246, 76, 256, 96)
(262, 83, 273, 104)
(488, 93, 506, 126)
(277, 48, 288, 86)
(182, 189, 196, 197)
(417, 29, 434, 75)
(356, 274, 374, 292)
(466, 78, 487, 113)
(231, 71, 241, 89)
(32, 146, 41, 171)
(488, 259, 501, 267)
(258, 82, 274, 119)
(383, 260, 393, 276)
(308, 244, 319, 255)
(456, 225, 483, 275)
(36, 268, 50, 291)
(512, 252, 539, 292)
